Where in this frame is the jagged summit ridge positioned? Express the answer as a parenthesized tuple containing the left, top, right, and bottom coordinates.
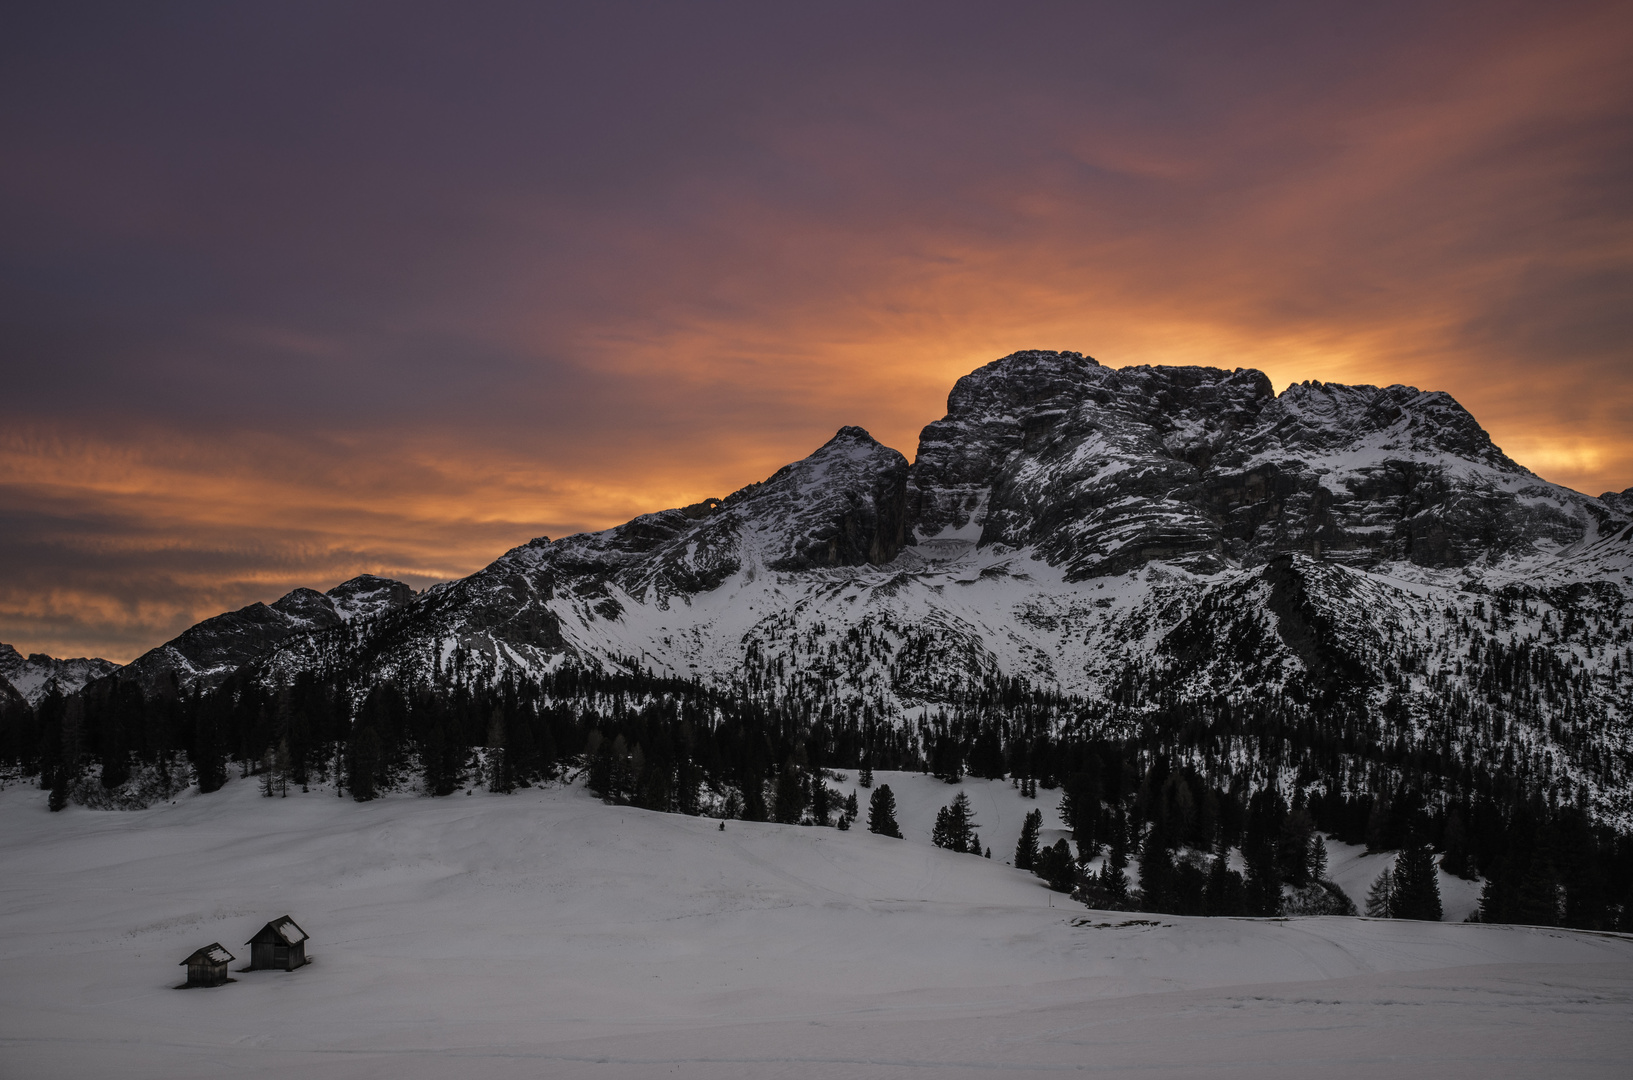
(904, 350, 1576, 576)
(119, 574, 415, 691)
(244, 351, 1630, 697)
(0, 644, 117, 706)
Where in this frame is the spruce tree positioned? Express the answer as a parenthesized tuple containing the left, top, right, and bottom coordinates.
(868, 784, 902, 838)
(837, 790, 859, 831)
(1514, 855, 1561, 926)
(859, 760, 873, 788)
(773, 758, 808, 824)
(932, 791, 977, 852)
(1392, 840, 1444, 921)
(347, 726, 381, 802)
(1205, 851, 1246, 916)
(47, 765, 68, 812)
(1137, 831, 1176, 912)
(1036, 838, 1077, 893)
(1365, 865, 1396, 917)
(1015, 808, 1042, 870)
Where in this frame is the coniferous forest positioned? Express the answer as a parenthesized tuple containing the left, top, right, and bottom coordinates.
(4, 647, 1629, 932)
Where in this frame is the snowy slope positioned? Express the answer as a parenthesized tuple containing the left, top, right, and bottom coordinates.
(2, 776, 1630, 1079)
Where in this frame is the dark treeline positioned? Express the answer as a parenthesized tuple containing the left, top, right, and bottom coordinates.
(2, 656, 1630, 932)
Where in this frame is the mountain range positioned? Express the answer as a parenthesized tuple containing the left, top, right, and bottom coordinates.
(6, 350, 1632, 824)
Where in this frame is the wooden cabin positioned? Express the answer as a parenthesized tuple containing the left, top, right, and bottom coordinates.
(180, 943, 234, 987)
(245, 915, 309, 971)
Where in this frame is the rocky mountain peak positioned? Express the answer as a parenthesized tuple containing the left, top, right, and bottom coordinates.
(1601, 488, 1633, 516)
(327, 575, 417, 622)
(116, 575, 415, 691)
(1240, 381, 1523, 473)
(0, 642, 118, 705)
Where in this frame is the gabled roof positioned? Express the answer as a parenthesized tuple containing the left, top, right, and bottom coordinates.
(181, 943, 234, 966)
(246, 915, 308, 947)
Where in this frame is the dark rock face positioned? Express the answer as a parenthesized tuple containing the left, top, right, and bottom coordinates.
(906, 351, 1591, 576)
(327, 575, 416, 621)
(756, 427, 910, 571)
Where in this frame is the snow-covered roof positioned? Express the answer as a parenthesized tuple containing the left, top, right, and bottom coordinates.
(248, 915, 308, 946)
(181, 942, 234, 965)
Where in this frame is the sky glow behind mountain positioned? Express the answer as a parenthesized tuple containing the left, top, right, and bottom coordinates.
(3, 0, 1631, 661)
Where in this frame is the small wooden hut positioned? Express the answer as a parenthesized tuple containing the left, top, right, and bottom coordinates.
(179, 943, 234, 987)
(245, 915, 308, 971)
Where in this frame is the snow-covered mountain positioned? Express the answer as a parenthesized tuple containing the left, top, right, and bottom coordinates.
(240, 351, 1628, 815)
(24, 350, 1626, 821)
(0, 644, 117, 707)
(118, 574, 414, 691)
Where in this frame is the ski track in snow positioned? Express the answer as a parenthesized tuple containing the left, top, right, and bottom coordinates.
(3, 773, 1631, 1078)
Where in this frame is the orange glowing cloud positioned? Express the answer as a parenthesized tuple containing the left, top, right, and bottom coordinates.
(1, 2, 1629, 660)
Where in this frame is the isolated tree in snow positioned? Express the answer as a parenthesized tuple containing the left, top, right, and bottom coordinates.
(1365, 865, 1395, 918)
(1035, 838, 1077, 893)
(932, 791, 978, 853)
(868, 784, 902, 838)
(858, 759, 873, 788)
(1015, 808, 1043, 870)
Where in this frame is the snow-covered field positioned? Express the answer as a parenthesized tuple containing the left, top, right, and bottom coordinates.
(3, 772, 1631, 1078)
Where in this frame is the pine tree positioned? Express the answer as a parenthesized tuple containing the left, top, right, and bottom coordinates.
(1036, 838, 1077, 892)
(1514, 855, 1561, 926)
(868, 784, 902, 838)
(1097, 860, 1131, 908)
(1137, 831, 1176, 912)
(932, 791, 977, 852)
(274, 738, 291, 797)
(47, 765, 68, 812)
(1015, 808, 1042, 870)
(1205, 851, 1246, 916)
(859, 760, 873, 789)
(1309, 834, 1328, 881)
(773, 758, 807, 824)
(1365, 865, 1396, 918)
(1391, 840, 1444, 922)
(347, 726, 382, 802)
(837, 790, 859, 831)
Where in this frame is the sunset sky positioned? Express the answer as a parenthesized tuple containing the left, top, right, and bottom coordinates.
(3, 1, 1631, 662)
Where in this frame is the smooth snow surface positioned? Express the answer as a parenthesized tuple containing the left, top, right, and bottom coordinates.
(4, 778, 1631, 1079)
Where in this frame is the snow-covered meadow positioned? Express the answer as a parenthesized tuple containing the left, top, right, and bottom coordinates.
(3, 771, 1631, 1078)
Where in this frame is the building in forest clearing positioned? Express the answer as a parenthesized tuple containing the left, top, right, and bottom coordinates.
(179, 943, 234, 987)
(245, 915, 309, 971)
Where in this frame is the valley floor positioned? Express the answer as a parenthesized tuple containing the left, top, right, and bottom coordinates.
(2, 773, 1630, 1078)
